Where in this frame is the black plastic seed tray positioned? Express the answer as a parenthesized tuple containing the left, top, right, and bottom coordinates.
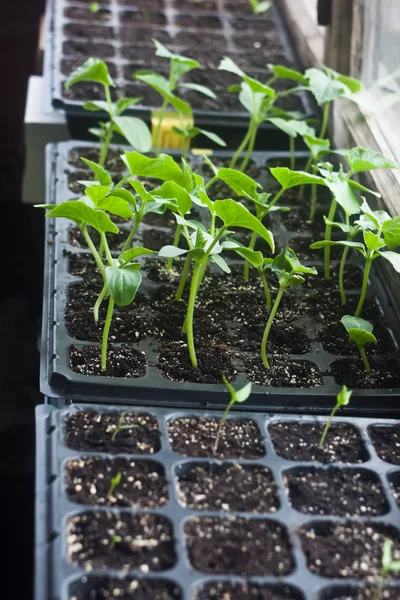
(39, 141, 400, 413)
(45, 0, 315, 147)
(35, 402, 400, 600)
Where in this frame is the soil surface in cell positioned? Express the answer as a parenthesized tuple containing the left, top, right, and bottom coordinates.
(268, 422, 367, 463)
(67, 511, 175, 571)
(185, 516, 294, 576)
(330, 357, 400, 389)
(196, 582, 301, 600)
(298, 521, 400, 579)
(66, 457, 168, 507)
(318, 321, 396, 356)
(368, 424, 400, 465)
(177, 463, 279, 513)
(285, 467, 389, 516)
(69, 576, 181, 600)
(64, 410, 161, 454)
(328, 588, 400, 599)
(70, 344, 147, 378)
(167, 417, 265, 460)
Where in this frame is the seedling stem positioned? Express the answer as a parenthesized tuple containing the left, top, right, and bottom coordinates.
(319, 385, 352, 447)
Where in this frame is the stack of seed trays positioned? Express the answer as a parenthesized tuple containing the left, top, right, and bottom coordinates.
(40, 141, 400, 412)
(35, 403, 400, 600)
(45, 0, 314, 142)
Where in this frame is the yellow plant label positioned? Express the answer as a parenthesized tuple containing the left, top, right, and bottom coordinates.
(151, 110, 193, 149)
(191, 148, 214, 156)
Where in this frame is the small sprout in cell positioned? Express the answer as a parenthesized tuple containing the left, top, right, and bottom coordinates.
(89, 2, 100, 12)
(319, 385, 352, 447)
(109, 534, 122, 552)
(107, 472, 122, 500)
(214, 377, 252, 455)
(372, 538, 400, 600)
(249, 0, 272, 14)
(111, 412, 138, 441)
(341, 315, 377, 373)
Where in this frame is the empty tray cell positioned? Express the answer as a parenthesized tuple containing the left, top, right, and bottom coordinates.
(283, 467, 389, 516)
(66, 457, 169, 508)
(175, 14, 222, 29)
(167, 416, 266, 459)
(171, 0, 219, 12)
(64, 410, 161, 454)
(119, 9, 167, 26)
(62, 22, 115, 40)
(368, 424, 400, 465)
(67, 510, 176, 571)
(64, 6, 112, 20)
(317, 584, 400, 599)
(330, 358, 400, 389)
(119, 26, 173, 45)
(298, 521, 400, 579)
(268, 421, 368, 463)
(157, 343, 235, 384)
(243, 357, 322, 388)
(194, 582, 304, 600)
(62, 39, 115, 59)
(175, 462, 279, 513)
(184, 516, 294, 576)
(388, 471, 400, 507)
(119, 0, 164, 7)
(68, 146, 126, 170)
(68, 575, 182, 599)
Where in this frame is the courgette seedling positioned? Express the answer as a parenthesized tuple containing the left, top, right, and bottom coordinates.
(112, 412, 139, 441)
(214, 377, 252, 455)
(109, 535, 122, 552)
(319, 385, 352, 447)
(248, 0, 272, 13)
(372, 539, 400, 600)
(134, 40, 216, 156)
(107, 472, 122, 500)
(261, 248, 317, 368)
(89, 2, 100, 12)
(172, 120, 226, 160)
(64, 59, 152, 167)
(341, 315, 377, 373)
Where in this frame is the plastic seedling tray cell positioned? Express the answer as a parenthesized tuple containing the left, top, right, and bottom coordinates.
(35, 403, 400, 600)
(45, 0, 315, 146)
(40, 141, 400, 413)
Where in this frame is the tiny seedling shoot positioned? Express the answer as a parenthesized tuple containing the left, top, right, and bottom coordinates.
(112, 412, 138, 441)
(248, 0, 272, 13)
(107, 472, 122, 500)
(261, 248, 317, 369)
(109, 535, 122, 553)
(372, 538, 400, 600)
(64, 58, 151, 167)
(319, 385, 352, 447)
(341, 316, 377, 373)
(214, 377, 252, 455)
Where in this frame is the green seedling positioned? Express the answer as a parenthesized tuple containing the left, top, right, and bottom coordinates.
(261, 248, 317, 368)
(311, 200, 400, 316)
(266, 117, 315, 171)
(107, 472, 122, 500)
(65, 59, 151, 167)
(214, 377, 252, 455)
(109, 534, 122, 552)
(172, 121, 226, 160)
(135, 39, 216, 156)
(341, 316, 377, 372)
(319, 385, 352, 447)
(301, 134, 331, 220)
(372, 539, 400, 600)
(89, 2, 100, 12)
(112, 412, 139, 441)
(249, 0, 272, 13)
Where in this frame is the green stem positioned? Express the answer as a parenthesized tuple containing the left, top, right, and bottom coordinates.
(338, 244, 350, 305)
(186, 262, 203, 368)
(99, 86, 114, 168)
(120, 216, 141, 256)
(81, 226, 106, 278)
(309, 184, 317, 221)
(289, 136, 295, 170)
(355, 257, 372, 317)
(372, 571, 385, 600)
(101, 296, 115, 371)
(319, 101, 330, 139)
(94, 283, 109, 323)
(229, 122, 253, 169)
(268, 187, 285, 211)
(166, 224, 182, 271)
(244, 230, 258, 282)
(258, 268, 272, 309)
(176, 255, 191, 301)
(204, 174, 218, 191)
(154, 98, 169, 157)
(324, 198, 337, 280)
(240, 121, 258, 172)
(299, 155, 313, 199)
(182, 136, 190, 161)
(319, 404, 339, 447)
(359, 346, 371, 373)
(261, 286, 284, 368)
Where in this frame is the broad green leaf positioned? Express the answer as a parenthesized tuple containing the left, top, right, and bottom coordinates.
(65, 58, 114, 89)
(267, 118, 298, 138)
(121, 246, 156, 262)
(83, 100, 111, 113)
(238, 83, 267, 119)
(113, 116, 152, 152)
(189, 128, 226, 147)
(322, 217, 352, 233)
(268, 64, 307, 84)
(179, 82, 216, 98)
(211, 253, 231, 273)
(128, 179, 155, 205)
(143, 199, 169, 215)
(310, 240, 366, 256)
(108, 188, 137, 210)
(218, 57, 245, 78)
(41, 200, 119, 233)
(214, 199, 274, 251)
(319, 171, 360, 215)
(342, 315, 374, 334)
(235, 381, 252, 403)
(124, 152, 184, 185)
(153, 39, 199, 70)
(115, 97, 141, 115)
(218, 58, 274, 98)
(303, 135, 331, 159)
(323, 67, 363, 94)
(158, 245, 188, 258)
(80, 157, 112, 187)
(134, 72, 191, 113)
(223, 242, 264, 266)
(175, 214, 203, 231)
(379, 250, 400, 273)
(345, 148, 398, 173)
(153, 181, 192, 216)
(270, 167, 326, 190)
(337, 384, 352, 407)
(181, 159, 196, 193)
(305, 68, 348, 104)
(382, 217, 400, 250)
(217, 168, 260, 200)
(85, 186, 134, 220)
(272, 248, 318, 283)
(363, 230, 386, 252)
(250, 0, 272, 14)
(345, 327, 377, 348)
(106, 266, 142, 306)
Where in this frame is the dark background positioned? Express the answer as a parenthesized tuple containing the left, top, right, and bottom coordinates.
(0, 0, 46, 596)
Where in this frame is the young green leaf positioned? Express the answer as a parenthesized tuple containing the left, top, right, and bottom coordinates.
(303, 135, 331, 160)
(179, 82, 217, 98)
(107, 472, 121, 500)
(134, 72, 191, 113)
(113, 116, 152, 152)
(214, 377, 252, 454)
(123, 152, 184, 185)
(216, 168, 261, 200)
(65, 58, 115, 89)
(319, 385, 352, 447)
(80, 157, 113, 187)
(39, 200, 119, 234)
(344, 148, 398, 173)
(105, 266, 142, 306)
(341, 315, 377, 372)
(214, 199, 275, 251)
(270, 167, 326, 190)
(268, 64, 308, 84)
(382, 217, 400, 250)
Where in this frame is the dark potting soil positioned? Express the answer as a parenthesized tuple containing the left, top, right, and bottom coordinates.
(64, 410, 161, 454)
(326, 590, 400, 600)
(63, 23, 115, 41)
(318, 321, 396, 356)
(64, 6, 112, 20)
(268, 422, 368, 463)
(368, 424, 400, 465)
(243, 355, 322, 388)
(139, 227, 174, 251)
(68, 224, 131, 251)
(298, 521, 400, 579)
(184, 516, 294, 576)
(68, 146, 126, 171)
(67, 511, 176, 571)
(70, 344, 147, 377)
(66, 456, 168, 508)
(284, 467, 389, 516)
(176, 463, 279, 513)
(195, 582, 302, 600)
(157, 343, 235, 384)
(330, 358, 400, 389)
(119, 9, 167, 26)
(69, 577, 182, 600)
(167, 417, 265, 460)
(66, 251, 98, 277)
(302, 264, 364, 292)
